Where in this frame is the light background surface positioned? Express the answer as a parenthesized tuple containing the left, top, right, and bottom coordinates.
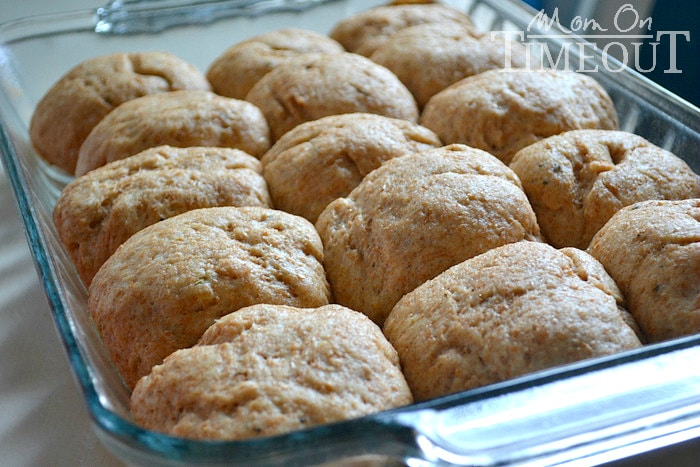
(0, 3, 124, 467)
(0, 1, 697, 466)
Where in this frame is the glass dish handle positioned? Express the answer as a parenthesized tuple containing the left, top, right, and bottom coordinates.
(393, 342, 700, 466)
(94, 0, 333, 34)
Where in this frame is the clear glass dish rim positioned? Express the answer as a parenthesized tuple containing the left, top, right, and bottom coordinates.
(1, 0, 699, 464)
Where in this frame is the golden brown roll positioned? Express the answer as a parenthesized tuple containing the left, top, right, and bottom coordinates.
(54, 145, 271, 286)
(88, 206, 330, 388)
(245, 52, 419, 141)
(207, 28, 344, 99)
(588, 199, 700, 343)
(75, 90, 270, 175)
(384, 241, 643, 401)
(420, 69, 619, 164)
(29, 51, 210, 175)
(261, 112, 442, 222)
(330, 3, 478, 57)
(510, 129, 700, 249)
(130, 304, 413, 440)
(315, 144, 542, 326)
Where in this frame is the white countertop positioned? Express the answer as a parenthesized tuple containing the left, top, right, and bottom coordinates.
(0, 168, 126, 467)
(0, 3, 123, 467)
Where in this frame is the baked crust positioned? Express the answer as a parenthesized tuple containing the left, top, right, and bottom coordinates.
(54, 145, 271, 286)
(75, 90, 270, 175)
(420, 69, 619, 164)
(384, 241, 643, 400)
(29, 51, 210, 175)
(510, 129, 700, 248)
(88, 206, 331, 388)
(130, 303, 413, 440)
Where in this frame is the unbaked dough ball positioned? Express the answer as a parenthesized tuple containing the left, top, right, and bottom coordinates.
(330, 3, 478, 57)
(54, 145, 271, 286)
(29, 51, 210, 175)
(207, 28, 344, 99)
(370, 22, 528, 108)
(245, 52, 419, 141)
(76, 90, 270, 175)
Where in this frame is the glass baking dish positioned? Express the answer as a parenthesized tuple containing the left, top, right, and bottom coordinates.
(1, 0, 699, 465)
